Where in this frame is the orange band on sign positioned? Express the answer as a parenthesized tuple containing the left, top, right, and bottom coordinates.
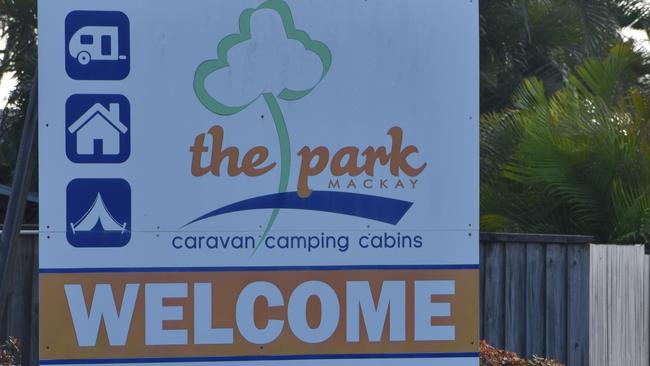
(40, 268, 478, 362)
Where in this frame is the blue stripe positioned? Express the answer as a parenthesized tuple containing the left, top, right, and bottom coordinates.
(184, 191, 413, 227)
(40, 264, 479, 274)
(40, 352, 480, 364)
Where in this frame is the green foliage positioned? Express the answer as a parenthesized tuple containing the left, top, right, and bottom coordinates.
(481, 44, 650, 243)
(0, 0, 36, 186)
(480, 0, 650, 113)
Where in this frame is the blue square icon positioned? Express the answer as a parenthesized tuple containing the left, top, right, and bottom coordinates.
(65, 11, 130, 80)
(66, 94, 130, 164)
(67, 179, 131, 248)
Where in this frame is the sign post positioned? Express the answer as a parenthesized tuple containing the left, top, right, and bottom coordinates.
(39, 1, 479, 364)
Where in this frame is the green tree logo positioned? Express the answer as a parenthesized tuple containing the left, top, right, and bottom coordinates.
(193, 0, 332, 241)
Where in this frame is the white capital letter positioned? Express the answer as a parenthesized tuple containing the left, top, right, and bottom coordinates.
(236, 281, 284, 344)
(346, 281, 405, 342)
(414, 280, 455, 341)
(194, 283, 233, 344)
(64, 283, 139, 347)
(145, 283, 188, 345)
(288, 281, 339, 343)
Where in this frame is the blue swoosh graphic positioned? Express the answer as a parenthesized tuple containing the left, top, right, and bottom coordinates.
(184, 191, 413, 227)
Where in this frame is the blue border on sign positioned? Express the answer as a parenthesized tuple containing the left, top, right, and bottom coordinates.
(40, 264, 480, 273)
(40, 352, 480, 364)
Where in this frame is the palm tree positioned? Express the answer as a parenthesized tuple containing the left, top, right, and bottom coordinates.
(481, 0, 650, 113)
(482, 44, 650, 243)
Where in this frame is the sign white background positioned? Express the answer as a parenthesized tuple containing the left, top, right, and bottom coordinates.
(39, 1, 478, 365)
(39, 0, 478, 271)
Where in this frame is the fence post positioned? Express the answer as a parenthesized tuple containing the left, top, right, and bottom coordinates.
(0, 74, 38, 317)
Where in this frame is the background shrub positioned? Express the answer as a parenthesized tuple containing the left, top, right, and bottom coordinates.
(480, 340, 564, 366)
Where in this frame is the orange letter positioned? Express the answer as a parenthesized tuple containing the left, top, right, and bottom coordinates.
(242, 147, 276, 177)
(361, 146, 390, 176)
(190, 133, 211, 176)
(297, 146, 329, 198)
(388, 127, 426, 176)
(331, 147, 364, 177)
(207, 125, 242, 176)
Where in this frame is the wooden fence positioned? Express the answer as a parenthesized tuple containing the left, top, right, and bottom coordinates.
(589, 244, 650, 366)
(481, 233, 650, 366)
(0, 233, 37, 366)
(1, 233, 649, 365)
(480, 233, 593, 364)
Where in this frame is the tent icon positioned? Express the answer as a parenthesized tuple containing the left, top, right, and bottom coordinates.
(69, 192, 127, 234)
(66, 178, 131, 248)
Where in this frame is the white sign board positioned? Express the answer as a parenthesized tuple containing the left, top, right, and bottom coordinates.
(38, 0, 479, 365)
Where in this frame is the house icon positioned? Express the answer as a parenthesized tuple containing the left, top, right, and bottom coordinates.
(67, 102, 128, 156)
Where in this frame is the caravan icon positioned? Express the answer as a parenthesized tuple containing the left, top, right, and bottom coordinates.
(69, 26, 127, 65)
(65, 10, 130, 80)
(66, 179, 131, 248)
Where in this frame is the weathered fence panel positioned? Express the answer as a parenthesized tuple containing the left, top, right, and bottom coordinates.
(589, 245, 650, 366)
(483, 240, 505, 348)
(546, 243, 568, 361)
(525, 243, 545, 357)
(505, 243, 526, 353)
(567, 244, 589, 366)
(589, 244, 608, 366)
